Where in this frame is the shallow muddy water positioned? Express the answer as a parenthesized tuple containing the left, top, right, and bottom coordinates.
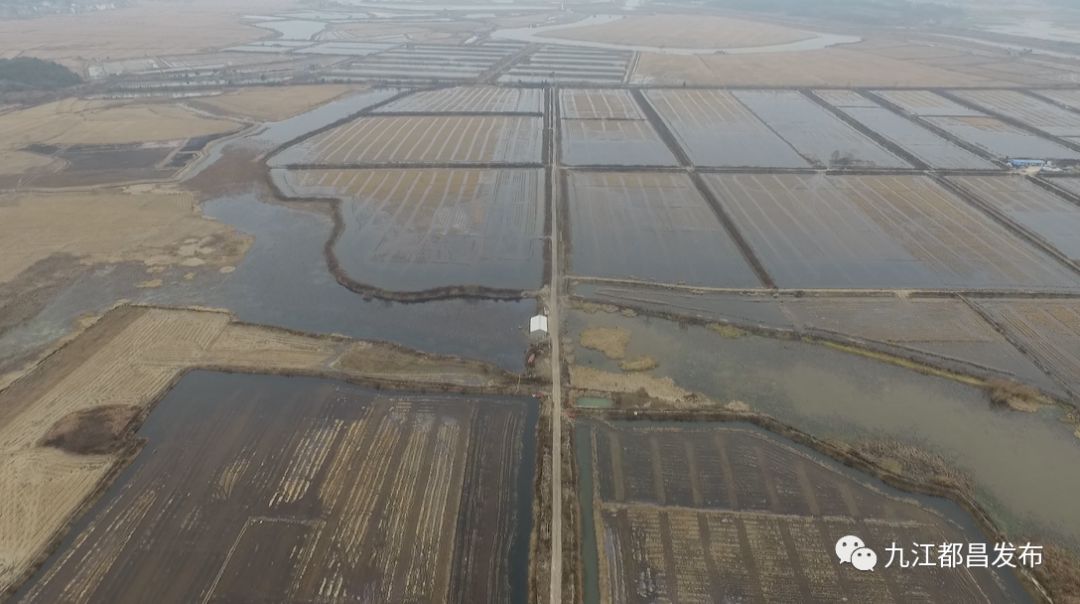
(186, 194, 535, 370)
(568, 310, 1080, 547)
(188, 88, 402, 176)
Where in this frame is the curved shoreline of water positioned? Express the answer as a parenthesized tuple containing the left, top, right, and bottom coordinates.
(492, 14, 862, 56)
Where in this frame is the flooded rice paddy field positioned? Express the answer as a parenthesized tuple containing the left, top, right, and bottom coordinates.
(924, 115, 1080, 161)
(336, 43, 526, 82)
(565, 309, 1080, 547)
(18, 372, 537, 604)
(1034, 89, 1080, 112)
(872, 90, 987, 117)
(811, 89, 880, 109)
(814, 93, 999, 170)
(499, 46, 632, 85)
(560, 119, 677, 167)
(731, 90, 911, 169)
(559, 89, 677, 166)
(373, 86, 543, 114)
(973, 299, 1080, 398)
(951, 89, 1080, 137)
(574, 420, 1028, 603)
(275, 114, 543, 166)
(867, 89, 1080, 161)
(274, 168, 545, 292)
(1040, 175, 1080, 199)
(948, 176, 1080, 262)
(565, 172, 761, 287)
(560, 89, 644, 120)
(704, 173, 1080, 290)
(642, 89, 810, 168)
(13, 79, 1080, 602)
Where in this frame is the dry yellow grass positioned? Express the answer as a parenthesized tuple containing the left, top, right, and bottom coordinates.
(0, 0, 292, 70)
(0, 99, 238, 148)
(618, 356, 657, 372)
(0, 304, 509, 593)
(0, 186, 250, 283)
(579, 327, 631, 360)
(633, 47, 1004, 87)
(189, 85, 359, 121)
(548, 14, 813, 49)
(570, 365, 694, 404)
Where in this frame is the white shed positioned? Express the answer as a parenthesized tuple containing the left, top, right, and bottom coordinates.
(529, 314, 549, 334)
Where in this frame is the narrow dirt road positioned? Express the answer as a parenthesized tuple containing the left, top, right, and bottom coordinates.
(547, 84, 564, 604)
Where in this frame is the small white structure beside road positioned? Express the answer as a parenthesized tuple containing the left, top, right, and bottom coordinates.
(530, 314, 549, 335)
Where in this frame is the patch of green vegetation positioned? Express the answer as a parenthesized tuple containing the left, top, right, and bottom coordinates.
(706, 322, 746, 339)
(0, 57, 81, 90)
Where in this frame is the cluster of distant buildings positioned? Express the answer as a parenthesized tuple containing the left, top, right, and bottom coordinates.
(1007, 158, 1064, 173)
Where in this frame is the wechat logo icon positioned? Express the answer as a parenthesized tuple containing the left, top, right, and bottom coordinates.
(836, 535, 877, 572)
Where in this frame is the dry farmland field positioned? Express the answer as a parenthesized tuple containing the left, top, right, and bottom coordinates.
(575, 421, 1024, 603)
(814, 92, 999, 170)
(565, 171, 761, 287)
(630, 47, 1000, 88)
(17, 372, 536, 604)
(704, 173, 1080, 290)
(642, 89, 810, 168)
(731, 90, 910, 169)
(947, 176, 1080, 263)
(275, 168, 545, 292)
(374, 86, 543, 114)
(277, 115, 543, 166)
